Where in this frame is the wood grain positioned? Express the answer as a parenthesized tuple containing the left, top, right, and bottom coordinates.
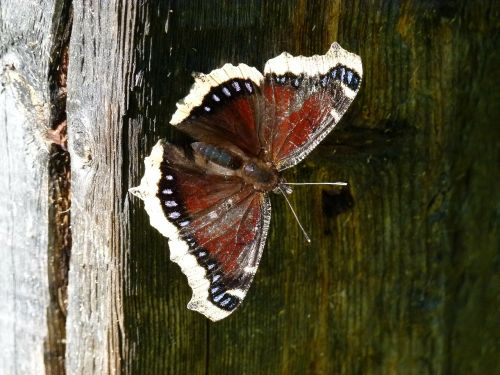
(0, 1, 56, 374)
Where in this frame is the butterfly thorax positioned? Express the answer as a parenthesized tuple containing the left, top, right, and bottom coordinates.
(192, 141, 279, 192)
(240, 160, 279, 192)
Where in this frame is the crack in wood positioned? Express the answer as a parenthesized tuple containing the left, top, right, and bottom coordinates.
(44, 1, 73, 374)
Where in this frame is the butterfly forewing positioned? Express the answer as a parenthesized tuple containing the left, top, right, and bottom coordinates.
(261, 42, 363, 170)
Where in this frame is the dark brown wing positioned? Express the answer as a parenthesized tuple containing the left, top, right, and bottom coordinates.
(129, 140, 270, 321)
(170, 64, 266, 157)
(261, 42, 363, 170)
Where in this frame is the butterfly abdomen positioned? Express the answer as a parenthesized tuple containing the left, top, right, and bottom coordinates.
(192, 142, 243, 170)
(192, 141, 278, 192)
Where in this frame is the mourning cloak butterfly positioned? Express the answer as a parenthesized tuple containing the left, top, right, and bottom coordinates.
(130, 43, 363, 321)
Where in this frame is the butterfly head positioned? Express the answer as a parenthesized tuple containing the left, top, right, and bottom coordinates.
(274, 180, 292, 195)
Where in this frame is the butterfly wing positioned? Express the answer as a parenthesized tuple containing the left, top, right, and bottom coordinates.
(130, 140, 271, 321)
(170, 64, 266, 157)
(261, 42, 363, 170)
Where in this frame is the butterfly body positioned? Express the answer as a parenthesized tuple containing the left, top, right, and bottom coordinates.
(191, 141, 280, 192)
(130, 43, 363, 321)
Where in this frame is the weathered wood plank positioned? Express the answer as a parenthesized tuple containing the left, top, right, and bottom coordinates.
(65, 1, 129, 372)
(0, 1, 58, 374)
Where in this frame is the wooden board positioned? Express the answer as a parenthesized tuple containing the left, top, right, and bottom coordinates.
(0, 1, 55, 374)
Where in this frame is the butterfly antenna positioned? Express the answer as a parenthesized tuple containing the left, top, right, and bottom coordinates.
(278, 186, 311, 243)
(282, 182, 348, 186)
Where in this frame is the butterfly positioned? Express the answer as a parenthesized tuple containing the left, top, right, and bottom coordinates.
(130, 42, 363, 321)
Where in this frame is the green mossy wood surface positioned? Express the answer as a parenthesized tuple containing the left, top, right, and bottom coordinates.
(1, 1, 499, 374)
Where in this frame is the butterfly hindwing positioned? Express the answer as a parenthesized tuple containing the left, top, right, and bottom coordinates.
(171, 64, 266, 157)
